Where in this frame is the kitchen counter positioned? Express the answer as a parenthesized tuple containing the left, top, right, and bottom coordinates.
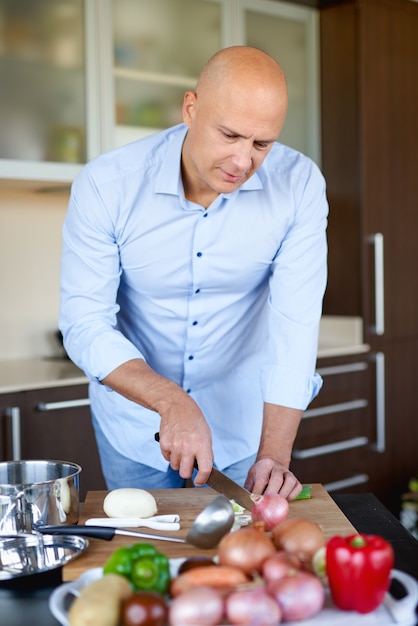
(0, 490, 416, 626)
(0, 317, 369, 394)
(0, 358, 87, 394)
(317, 315, 369, 358)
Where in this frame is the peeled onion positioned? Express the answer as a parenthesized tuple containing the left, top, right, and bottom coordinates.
(271, 518, 325, 567)
(250, 493, 289, 531)
(218, 527, 276, 574)
(103, 488, 158, 519)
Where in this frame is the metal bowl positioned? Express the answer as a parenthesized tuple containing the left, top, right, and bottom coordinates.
(0, 533, 88, 585)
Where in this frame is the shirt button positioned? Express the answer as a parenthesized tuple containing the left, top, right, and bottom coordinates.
(192, 320, 198, 326)
(203, 212, 208, 217)
(195, 288, 200, 294)
(186, 389, 191, 393)
(196, 252, 202, 257)
(188, 355, 194, 360)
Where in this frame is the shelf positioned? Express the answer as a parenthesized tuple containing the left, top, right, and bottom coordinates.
(114, 66, 196, 88)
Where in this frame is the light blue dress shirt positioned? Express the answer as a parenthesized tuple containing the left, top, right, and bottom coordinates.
(60, 124, 328, 471)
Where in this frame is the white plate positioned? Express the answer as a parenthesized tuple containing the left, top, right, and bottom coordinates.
(49, 563, 418, 626)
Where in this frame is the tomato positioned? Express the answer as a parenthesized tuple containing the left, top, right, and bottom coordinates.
(122, 591, 168, 626)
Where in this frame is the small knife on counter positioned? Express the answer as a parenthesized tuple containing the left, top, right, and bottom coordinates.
(154, 432, 253, 511)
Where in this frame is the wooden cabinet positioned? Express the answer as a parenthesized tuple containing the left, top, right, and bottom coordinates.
(0, 392, 21, 462)
(0, 384, 106, 501)
(320, 0, 418, 515)
(291, 352, 373, 493)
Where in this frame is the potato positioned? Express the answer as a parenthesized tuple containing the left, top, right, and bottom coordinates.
(68, 573, 132, 626)
(103, 488, 158, 519)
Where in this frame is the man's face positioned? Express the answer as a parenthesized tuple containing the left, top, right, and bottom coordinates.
(181, 85, 286, 203)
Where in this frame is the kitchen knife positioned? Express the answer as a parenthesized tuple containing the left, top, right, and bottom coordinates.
(154, 432, 253, 510)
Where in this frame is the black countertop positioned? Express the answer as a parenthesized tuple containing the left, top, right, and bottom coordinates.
(1, 493, 417, 626)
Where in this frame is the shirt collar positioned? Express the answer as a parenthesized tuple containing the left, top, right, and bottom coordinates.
(154, 124, 264, 198)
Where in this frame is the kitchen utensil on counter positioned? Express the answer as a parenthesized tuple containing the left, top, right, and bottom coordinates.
(85, 514, 180, 530)
(0, 533, 88, 590)
(0, 460, 81, 534)
(38, 494, 235, 549)
(154, 432, 253, 510)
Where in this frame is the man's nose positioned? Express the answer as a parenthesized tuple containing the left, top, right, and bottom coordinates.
(231, 141, 253, 171)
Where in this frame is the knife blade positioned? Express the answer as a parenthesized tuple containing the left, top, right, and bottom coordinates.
(154, 432, 253, 510)
(205, 466, 253, 511)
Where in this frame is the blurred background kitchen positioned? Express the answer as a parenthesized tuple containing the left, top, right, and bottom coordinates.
(0, 0, 417, 531)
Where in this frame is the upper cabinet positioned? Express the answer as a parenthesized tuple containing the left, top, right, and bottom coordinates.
(108, 0, 224, 150)
(0, 0, 319, 186)
(0, 0, 101, 185)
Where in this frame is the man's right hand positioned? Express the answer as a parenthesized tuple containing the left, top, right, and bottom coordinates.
(102, 358, 214, 485)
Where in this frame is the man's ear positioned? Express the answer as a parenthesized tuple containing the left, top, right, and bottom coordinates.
(182, 91, 197, 127)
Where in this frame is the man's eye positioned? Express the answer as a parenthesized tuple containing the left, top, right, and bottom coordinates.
(222, 131, 236, 139)
(255, 142, 269, 149)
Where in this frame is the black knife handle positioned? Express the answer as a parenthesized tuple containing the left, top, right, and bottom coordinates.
(37, 525, 116, 541)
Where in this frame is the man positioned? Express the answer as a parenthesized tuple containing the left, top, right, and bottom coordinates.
(60, 46, 328, 500)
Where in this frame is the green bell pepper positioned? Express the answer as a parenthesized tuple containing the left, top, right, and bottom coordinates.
(103, 542, 170, 595)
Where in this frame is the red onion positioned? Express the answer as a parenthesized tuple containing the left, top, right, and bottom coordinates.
(268, 570, 325, 621)
(225, 587, 282, 626)
(262, 551, 302, 585)
(250, 493, 289, 531)
(168, 586, 224, 626)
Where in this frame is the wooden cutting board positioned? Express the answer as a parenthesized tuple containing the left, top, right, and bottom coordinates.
(63, 484, 356, 581)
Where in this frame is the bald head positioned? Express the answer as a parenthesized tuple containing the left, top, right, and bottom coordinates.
(181, 47, 289, 206)
(196, 46, 288, 120)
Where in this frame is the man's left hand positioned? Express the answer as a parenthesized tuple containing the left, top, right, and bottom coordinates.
(244, 457, 302, 500)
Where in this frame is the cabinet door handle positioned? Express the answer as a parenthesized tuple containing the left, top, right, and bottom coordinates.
(37, 398, 90, 411)
(303, 399, 368, 419)
(324, 473, 369, 492)
(5, 406, 21, 460)
(373, 351, 386, 452)
(370, 232, 385, 335)
(292, 436, 369, 459)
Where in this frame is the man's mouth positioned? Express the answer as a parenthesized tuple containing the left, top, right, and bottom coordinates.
(221, 169, 245, 183)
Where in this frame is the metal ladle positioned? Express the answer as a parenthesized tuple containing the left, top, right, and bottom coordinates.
(37, 495, 235, 550)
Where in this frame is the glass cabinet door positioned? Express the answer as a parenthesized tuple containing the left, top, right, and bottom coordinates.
(111, 0, 224, 148)
(240, 0, 320, 164)
(0, 0, 87, 166)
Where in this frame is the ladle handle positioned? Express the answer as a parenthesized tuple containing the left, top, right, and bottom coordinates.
(37, 524, 117, 540)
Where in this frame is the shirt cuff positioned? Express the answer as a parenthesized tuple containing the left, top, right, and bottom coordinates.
(261, 366, 323, 411)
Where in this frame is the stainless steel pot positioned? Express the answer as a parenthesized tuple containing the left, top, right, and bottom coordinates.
(0, 460, 81, 534)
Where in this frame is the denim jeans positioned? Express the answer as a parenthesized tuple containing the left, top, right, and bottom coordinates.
(92, 413, 256, 489)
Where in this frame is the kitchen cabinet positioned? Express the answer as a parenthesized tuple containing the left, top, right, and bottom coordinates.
(320, 0, 418, 515)
(0, 0, 319, 186)
(291, 352, 374, 493)
(100, 0, 320, 162)
(0, 392, 21, 462)
(0, 384, 106, 501)
(0, 0, 101, 185)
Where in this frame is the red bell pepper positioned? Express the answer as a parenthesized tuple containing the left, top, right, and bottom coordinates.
(326, 533, 394, 614)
